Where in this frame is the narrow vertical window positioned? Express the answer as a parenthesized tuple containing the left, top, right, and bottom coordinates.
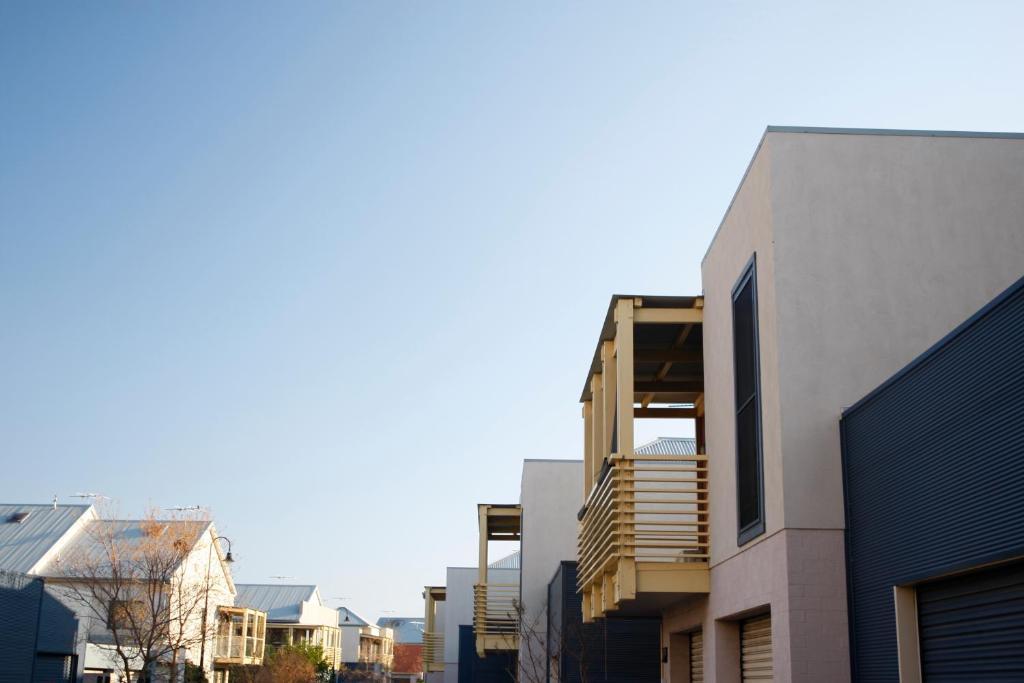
(733, 256, 764, 544)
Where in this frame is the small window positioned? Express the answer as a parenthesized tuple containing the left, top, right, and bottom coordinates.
(107, 599, 146, 630)
(733, 256, 765, 545)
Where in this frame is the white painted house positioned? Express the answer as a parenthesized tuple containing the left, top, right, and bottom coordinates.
(234, 584, 342, 670)
(0, 503, 257, 683)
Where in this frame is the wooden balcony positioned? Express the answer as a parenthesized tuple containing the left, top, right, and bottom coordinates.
(422, 586, 446, 672)
(578, 295, 709, 620)
(475, 504, 521, 656)
(473, 582, 520, 654)
(578, 451, 709, 619)
(214, 606, 266, 666)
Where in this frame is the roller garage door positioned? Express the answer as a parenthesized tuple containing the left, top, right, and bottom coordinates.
(689, 630, 703, 683)
(917, 560, 1024, 681)
(740, 614, 773, 682)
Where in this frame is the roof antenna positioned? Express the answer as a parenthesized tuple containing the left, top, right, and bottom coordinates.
(52, 496, 57, 510)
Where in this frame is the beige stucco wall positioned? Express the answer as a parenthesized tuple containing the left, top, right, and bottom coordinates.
(701, 139, 784, 567)
(518, 460, 582, 681)
(768, 131, 1024, 529)
(689, 130, 1023, 681)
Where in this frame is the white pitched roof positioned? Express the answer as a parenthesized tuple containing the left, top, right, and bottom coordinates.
(37, 518, 212, 578)
(488, 550, 520, 569)
(635, 437, 697, 456)
(0, 504, 94, 574)
(338, 605, 370, 626)
(235, 584, 319, 622)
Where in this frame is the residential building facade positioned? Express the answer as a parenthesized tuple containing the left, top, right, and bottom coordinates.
(0, 503, 261, 683)
(575, 127, 1024, 682)
(337, 606, 395, 681)
(235, 584, 341, 671)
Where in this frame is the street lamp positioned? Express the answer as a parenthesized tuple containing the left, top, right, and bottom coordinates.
(198, 535, 233, 676)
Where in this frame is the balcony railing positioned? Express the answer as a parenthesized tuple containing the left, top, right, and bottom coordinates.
(213, 607, 266, 666)
(578, 452, 709, 615)
(473, 582, 519, 651)
(423, 631, 444, 671)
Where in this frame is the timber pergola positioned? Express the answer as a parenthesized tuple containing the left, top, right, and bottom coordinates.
(578, 295, 709, 621)
(422, 586, 446, 673)
(475, 504, 521, 656)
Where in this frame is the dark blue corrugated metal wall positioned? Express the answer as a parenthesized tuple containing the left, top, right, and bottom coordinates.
(841, 275, 1024, 682)
(0, 576, 42, 683)
(457, 625, 515, 683)
(916, 560, 1024, 681)
(547, 561, 661, 683)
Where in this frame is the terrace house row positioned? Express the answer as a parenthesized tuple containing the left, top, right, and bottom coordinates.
(576, 127, 1024, 682)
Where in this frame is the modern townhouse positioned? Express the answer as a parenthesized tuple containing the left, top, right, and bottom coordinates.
(0, 502, 264, 683)
(337, 606, 395, 681)
(422, 556, 520, 682)
(234, 584, 341, 672)
(841, 273, 1024, 681)
(574, 126, 1024, 682)
(422, 586, 446, 682)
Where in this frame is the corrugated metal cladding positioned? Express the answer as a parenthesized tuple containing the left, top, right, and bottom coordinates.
(841, 274, 1024, 682)
(547, 562, 661, 683)
(740, 615, 772, 682)
(917, 560, 1024, 681)
(689, 630, 704, 683)
(635, 437, 697, 456)
(456, 625, 514, 683)
(0, 574, 76, 683)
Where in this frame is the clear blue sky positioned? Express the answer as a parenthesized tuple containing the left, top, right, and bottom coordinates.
(3, 1, 1023, 620)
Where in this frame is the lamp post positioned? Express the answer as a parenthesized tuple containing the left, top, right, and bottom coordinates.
(198, 535, 233, 678)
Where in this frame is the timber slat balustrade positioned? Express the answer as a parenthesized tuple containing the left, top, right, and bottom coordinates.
(473, 582, 520, 643)
(577, 453, 709, 597)
(423, 631, 444, 668)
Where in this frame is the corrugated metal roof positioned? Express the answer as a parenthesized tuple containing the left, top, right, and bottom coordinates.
(338, 605, 369, 626)
(235, 584, 318, 622)
(635, 437, 697, 456)
(489, 550, 520, 569)
(376, 617, 424, 644)
(0, 504, 93, 574)
(39, 519, 210, 577)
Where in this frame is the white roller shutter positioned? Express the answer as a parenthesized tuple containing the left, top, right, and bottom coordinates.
(741, 614, 773, 682)
(689, 630, 704, 683)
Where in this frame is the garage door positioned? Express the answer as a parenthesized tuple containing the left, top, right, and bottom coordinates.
(917, 560, 1024, 681)
(689, 630, 703, 683)
(740, 614, 773, 682)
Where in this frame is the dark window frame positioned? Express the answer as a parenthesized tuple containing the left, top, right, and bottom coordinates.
(732, 254, 765, 546)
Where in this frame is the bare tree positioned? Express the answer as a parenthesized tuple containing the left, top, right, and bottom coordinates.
(512, 599, 591, 683)
(52, 508, 222, 682)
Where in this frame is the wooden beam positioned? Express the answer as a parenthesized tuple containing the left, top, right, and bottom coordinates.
(614, 300, 634, 456)
(634, 407, 698, 419)
(602, 340, 617, 460)
(634, 380, 704, 393)
(634, 349, 703, 363)
(583, 400, 594, 499)
(633, 308, 703, 324)
(591, 373, 604, 488)
(478, 506, 488, 586)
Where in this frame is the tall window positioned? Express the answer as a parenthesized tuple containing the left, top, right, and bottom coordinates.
(733, 256, 764, 544)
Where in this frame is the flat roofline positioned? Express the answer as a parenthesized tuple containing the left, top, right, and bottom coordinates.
(701, 125, 1024, 269)
(523, 458, 583, 463)
(766, 125, 1024, 140)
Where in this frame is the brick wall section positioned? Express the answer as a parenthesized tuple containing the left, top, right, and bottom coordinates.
(661, 529, 849, 683)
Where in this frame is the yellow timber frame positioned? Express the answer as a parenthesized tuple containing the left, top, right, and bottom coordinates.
(475, 504, 521, 656)
(422, 586, 446, 673)
(213, 606, 267, 667)
(579, 296, 709, 621)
